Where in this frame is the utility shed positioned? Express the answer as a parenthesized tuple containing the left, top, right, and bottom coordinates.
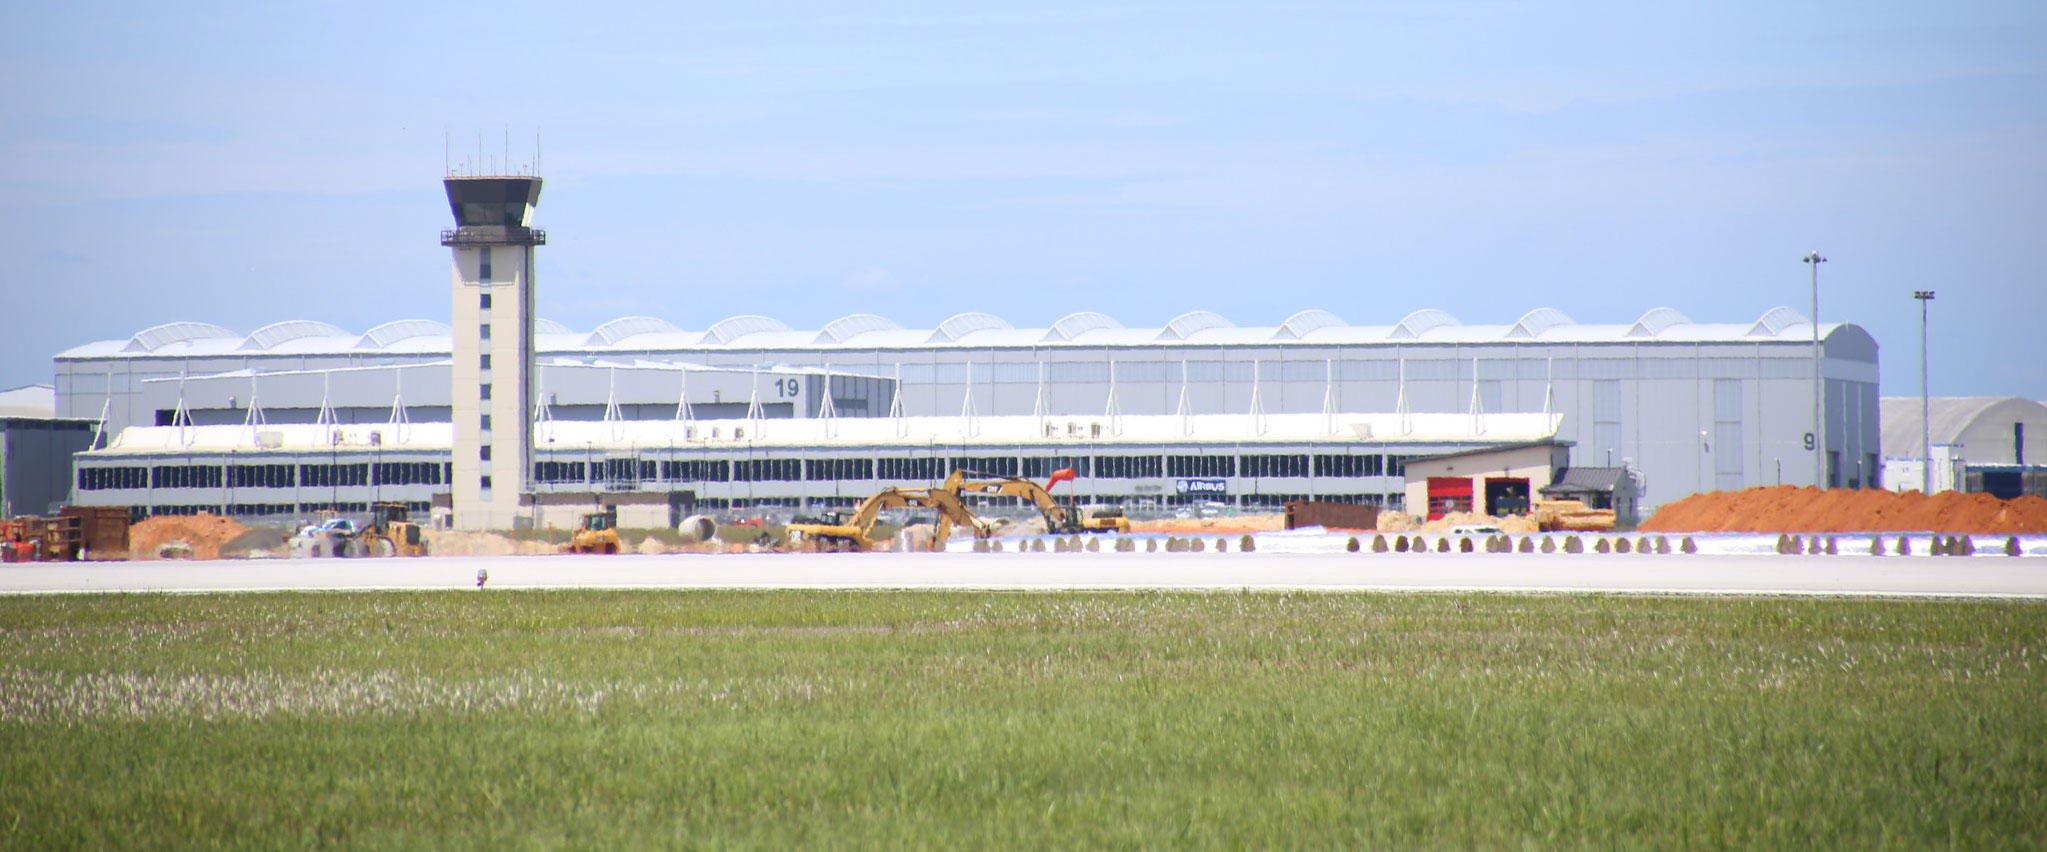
(1403, 441, 1571, 520)
(1539, 467, 1642, 527)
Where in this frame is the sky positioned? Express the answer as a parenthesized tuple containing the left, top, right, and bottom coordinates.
(2, 0, 2042, 397)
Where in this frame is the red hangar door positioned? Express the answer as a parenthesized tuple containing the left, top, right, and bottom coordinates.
(1426, 477, 1474, 520)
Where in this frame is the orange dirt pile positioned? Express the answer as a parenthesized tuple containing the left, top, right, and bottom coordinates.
(1640, 487, 2047, 534)
(128, 513, 251, 560)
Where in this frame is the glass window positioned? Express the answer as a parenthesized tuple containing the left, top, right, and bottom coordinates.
(480, 445, 492, 460)
(480, 323, 491, 340)
(480, 292, 492, 309)
(480, 354, 491, 369)
(481, 414, 492, 431)
(479, 246, 492, 282)
(480, 383, 492, 400)
(481, 475, 493, 491)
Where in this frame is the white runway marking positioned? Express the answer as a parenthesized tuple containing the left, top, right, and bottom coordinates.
(4, 551, 2044, 599)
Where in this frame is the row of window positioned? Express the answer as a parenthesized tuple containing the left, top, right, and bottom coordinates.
(84, 451, 1411, 493)
(80, 462, 442, 490)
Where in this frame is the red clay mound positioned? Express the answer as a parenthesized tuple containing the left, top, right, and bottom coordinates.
(129, 513, 250, 560)
(1640, 487, 2047, 534)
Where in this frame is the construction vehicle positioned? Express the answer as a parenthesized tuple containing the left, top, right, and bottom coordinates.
(360, 502, 430, 557)
(785, 487, 990, 552)
(291, 513, 362, 558)
(564, 505, 623, 554)
(940, 468, 1131, 534)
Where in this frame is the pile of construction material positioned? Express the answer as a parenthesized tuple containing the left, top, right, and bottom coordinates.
(1642, 486, 2047, 534)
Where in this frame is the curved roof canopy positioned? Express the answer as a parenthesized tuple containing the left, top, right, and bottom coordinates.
(929, 312, 1013, 342)
(1044, 311, 1123, 342)
(1626, 307, 1692, 338)
(240, 320, 349, 350)
(816, 314, 901, 344)
(1746, 306, 1807, 337)
(123, 322, 238, 353)
(1390, 309, 1459, 339)
(586, 317, 683, 347)
(1159, 311, 1233, 341)
(704, 315, 791, 345)
(1507, 308, 1574, 339)
(535, 318, 574, 336)
(1275, 309, 1346, 340)
(356, 319, 451, 349)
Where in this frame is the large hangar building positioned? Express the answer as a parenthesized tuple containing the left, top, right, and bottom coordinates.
(57, 305, 1881, 525)
(53, 173, 1883, 528)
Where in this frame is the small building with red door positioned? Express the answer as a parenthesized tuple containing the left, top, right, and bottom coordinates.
(1403, 441, 1571, 520)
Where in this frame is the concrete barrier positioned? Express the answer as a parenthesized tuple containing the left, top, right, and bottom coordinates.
(1394, 535, 1409, 553)
(1372, 534, 1389, 553)
(1346, 537, 1360, 553)
(1614, 537, 1632, 554)
(1240, 534, 1255, 553)
(1541, 537, 1557, 554)
(1896, 535, 1911, 555)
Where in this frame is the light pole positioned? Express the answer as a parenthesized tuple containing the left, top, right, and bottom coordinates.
(1914, 290, 1936, 492)
(1802, 251, 1827, 489)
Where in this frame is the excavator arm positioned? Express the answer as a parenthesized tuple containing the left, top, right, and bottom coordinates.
(941, 469, 1074, 532)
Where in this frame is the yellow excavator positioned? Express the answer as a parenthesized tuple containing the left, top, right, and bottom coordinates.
(361, 502, 430, 557)
(785, 487, 990, 552)
(940, 469, 1131, 535)
(564, 505, 623, 554)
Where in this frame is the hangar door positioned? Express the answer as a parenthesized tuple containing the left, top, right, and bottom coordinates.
(1426, 477, 1473, 520)
(1484, 477, 1530, 516)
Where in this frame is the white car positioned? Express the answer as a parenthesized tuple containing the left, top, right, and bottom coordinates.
(1449, 524, 1503, 536)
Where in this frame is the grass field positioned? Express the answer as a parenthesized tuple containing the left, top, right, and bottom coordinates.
(2, 591, 2043, 849)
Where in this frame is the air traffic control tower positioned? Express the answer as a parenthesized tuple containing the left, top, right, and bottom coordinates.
(442, 176, 544, 530)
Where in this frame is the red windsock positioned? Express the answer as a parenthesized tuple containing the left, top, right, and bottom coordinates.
(1047, 467, 1078, 489)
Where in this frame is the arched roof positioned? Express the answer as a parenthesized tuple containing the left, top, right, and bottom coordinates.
(816, 314, 900, 344)
(535, 318, 574, 336)
(240, 320, 350, 350)
(1507, 308, 1575, 339)
(1044, 311, 1123, 342)
(122, 321, 238, 353)
(1159, 311, 1233, 341)
(1274, 309, 1346, 340)
(355, 319, 450, 349)
(1390, 309, 1458, 339)
(1626, 307, 1691, 338)
(704, 315, 791, 345)
(1880, 397, 2047, 462)
(586, 317, 682, 347)
(929, 312, 1012, 342)
(1746, 306, 1806, 337)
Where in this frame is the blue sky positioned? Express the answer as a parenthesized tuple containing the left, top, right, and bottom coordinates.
(3, 1, 2042, 396)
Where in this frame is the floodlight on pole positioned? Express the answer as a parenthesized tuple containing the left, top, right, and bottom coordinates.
(1914, 290, 1936, 492)
(1802, 251, 1827, 489)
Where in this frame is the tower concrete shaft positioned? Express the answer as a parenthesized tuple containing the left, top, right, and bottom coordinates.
(442, 177, 544, 530)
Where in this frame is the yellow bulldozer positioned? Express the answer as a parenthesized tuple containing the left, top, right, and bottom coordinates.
(785, 487, 990, 552)
(941, 468, 1131, 535)
(360, 502, 430, 557)
(564, 506, 623, 554)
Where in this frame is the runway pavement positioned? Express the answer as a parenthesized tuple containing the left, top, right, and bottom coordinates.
(3, 550, 2044, 598)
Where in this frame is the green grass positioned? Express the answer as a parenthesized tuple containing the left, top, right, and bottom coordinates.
(2, 591, 2042, 850)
